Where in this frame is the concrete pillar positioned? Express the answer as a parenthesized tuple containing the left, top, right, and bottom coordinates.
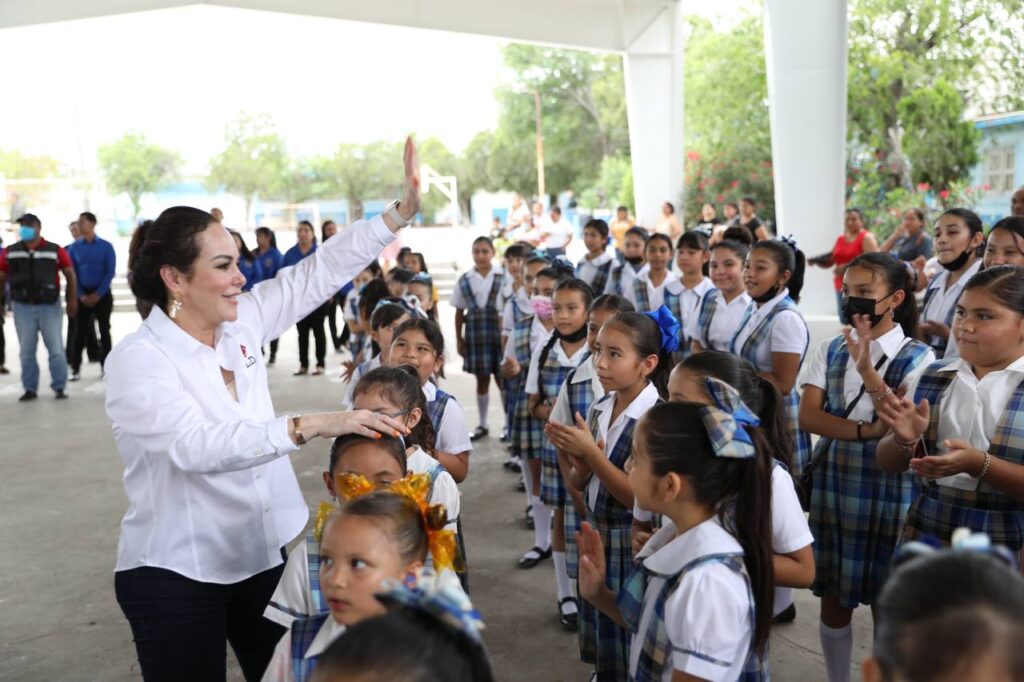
(763, 0, 849, 317)
(623, 0, 685, 228)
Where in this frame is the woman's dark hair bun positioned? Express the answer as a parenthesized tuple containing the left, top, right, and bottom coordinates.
(128, 207, 216, 309)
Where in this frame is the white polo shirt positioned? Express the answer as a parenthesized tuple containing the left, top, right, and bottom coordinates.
(686, 290, 752, 352)
(800, 326, 935, 423)
(263, 617, 346, 682)
(551, 355, 605, 426)
(423, 381, 473, 455)
(586, 382, 661, 510)
(630, 516, 753, 682)
(625, 269, 680, 312)
(105, 214, 395, 584)
(731, 288, 808, 371)
(921, 259, 982, 359)
(576, 251, 619, 295)
(526, 340, 589, 395)
(904, 354, 1024, 491)
(450, 266, 507, 311)
(666, 276, 715, 340)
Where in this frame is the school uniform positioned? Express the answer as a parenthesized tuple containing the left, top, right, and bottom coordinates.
(577, 251, 622, 296)
(664, 276, 715, 356)
(500, 280, 531, 334)
(621, 516, 755, 682)
(801, 328, 934, 608)
(342, 288, 366, 356)
(902, 356, 1024, 550)
(341, 354, 380, 411)
(526, 341, 589, 507)
(580, 383, 661, 680)
(732, 287, 812, 471)
(451, 267, 507, 376)
(262, 614, 345, 682)
(550, 354, 605, 579)
(688, 289, 752, 352)
(506, 316, 552, 461)
(920, 259, 981, 358)
(625, 269, 680, 313)
(423, 381, 473, 456)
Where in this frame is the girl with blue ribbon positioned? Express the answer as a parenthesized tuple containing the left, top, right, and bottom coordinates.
(576, 391, 774, 682)
(546, 307, 675, 680)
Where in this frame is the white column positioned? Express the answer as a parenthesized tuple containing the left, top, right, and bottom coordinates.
(623, 0, 685, 228)
(763, 0, 848, 318)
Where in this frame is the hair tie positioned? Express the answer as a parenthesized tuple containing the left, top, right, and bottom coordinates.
(698, 377, 761, 459)
(778, 234, 799, 252)
(377, 569, 485, 642)
(894, 528, 1019, 571)
(315, 472, 462, 573)
(641, 305, 681, 354)
(410, 273, 433, 286)
(550, 254, 576, 276)
(373, 296, 425, 319)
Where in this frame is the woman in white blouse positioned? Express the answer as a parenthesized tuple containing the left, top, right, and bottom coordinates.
(106, 140, 420, 682)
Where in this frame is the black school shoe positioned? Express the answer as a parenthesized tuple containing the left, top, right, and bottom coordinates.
(517, 545, 552, 569)
(55, 390, 68, 400)
(470, 426, 489, 442)
(773, 603, 797, 624)
(18, 391, 37, 402)
(558, 597, 579, 630)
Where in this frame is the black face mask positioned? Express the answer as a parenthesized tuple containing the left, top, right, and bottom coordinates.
(940, 241, 978, 271)
(841, 291, 895, 327)
(751, 285, 780, 305)
(625, 256, 645, 266)
(562, 325, 588, 343)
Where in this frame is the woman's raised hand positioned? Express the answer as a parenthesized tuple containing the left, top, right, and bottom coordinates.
(399, 136, 421, 221)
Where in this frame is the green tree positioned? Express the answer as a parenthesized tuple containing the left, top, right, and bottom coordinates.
(0, 150, 60, 178)
(847, 0, 1024, 192)
(488, 44, 629, 200)
(97, 132, 180, 222)
(681, 13, 775, 223)
(207, 113, 288, 226)
(458, 130, 496, 220)
(316, 141, 402, 221)
(898, 79, 980, 190)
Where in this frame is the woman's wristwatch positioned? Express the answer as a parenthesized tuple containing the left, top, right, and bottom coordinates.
(384, 200, 412, 228)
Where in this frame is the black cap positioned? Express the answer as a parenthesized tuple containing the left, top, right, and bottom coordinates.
(16, 213, 41, 229)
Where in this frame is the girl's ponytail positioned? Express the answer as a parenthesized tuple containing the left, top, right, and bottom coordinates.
(733, 426, 775, 654)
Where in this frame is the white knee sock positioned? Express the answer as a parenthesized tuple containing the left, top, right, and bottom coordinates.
(531, 495, 552, 550)
(820, 623, 852, 682)
(553, 550, 575, 606)
(523, 468, 535, 502)
(476, 392, 489, 430)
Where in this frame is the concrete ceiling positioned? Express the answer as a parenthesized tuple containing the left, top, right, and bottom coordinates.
(0, 0, 677, 52)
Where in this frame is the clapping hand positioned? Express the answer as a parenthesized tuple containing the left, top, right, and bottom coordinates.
(910, 438, 986, 479)
(576, 522, 609, 604)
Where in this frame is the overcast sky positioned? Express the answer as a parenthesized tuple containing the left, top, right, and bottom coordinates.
(0, 1, 757, 176)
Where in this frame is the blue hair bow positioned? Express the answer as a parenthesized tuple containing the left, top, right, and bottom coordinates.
(894, 528, 1019, 571)
(699, 377, 760, 459)
(410, 272, 433, 286)
(550, 254, 576, 276)
(642, 305, 681, 354)
(778, 234, 799, 252)
(377, 569, 485, 642)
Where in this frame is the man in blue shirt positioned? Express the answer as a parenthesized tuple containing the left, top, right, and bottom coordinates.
(68, 212, 115, 380)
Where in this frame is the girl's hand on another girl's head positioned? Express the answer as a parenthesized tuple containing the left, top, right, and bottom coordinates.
(910, 439, 986, 479)
(875, 394, 930, 444)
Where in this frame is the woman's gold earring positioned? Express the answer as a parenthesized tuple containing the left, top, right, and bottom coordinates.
(170, 297, 183, 319)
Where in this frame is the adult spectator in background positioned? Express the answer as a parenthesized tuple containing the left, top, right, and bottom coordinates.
(505, 194, 532, 241)
(0, 213, 78, 401)
(880, 208, 933, 270)
(255, 226, 283, 364)
(1011, 186, 1024, 217)
(68, 212, 116, 381)
(738, 196, 770, 241)
(230, 230, 263, 292)
(210, 207, 224, 223)
(7, 192, 26, 222)
(808, 208, 879, 315)
(65, 219, 98, 367)
(692, 202, 721, 241)
(284, 220, 329, 375)
(539, 205, 573, 257)
(655, 201, 683, 240)
(609, 205, 636, 253)
(723, 201, 741, 227)
(321, 220, 347, 352)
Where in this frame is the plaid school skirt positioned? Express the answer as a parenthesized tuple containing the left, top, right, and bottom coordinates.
(511, 389, 543, 460)
(578, 521, 633, 681)
(785, 389, 812, 473)
(462, 309, 502, 376)
(539, 443, 568, 507)
(900, 484, 1024, 551)
(809, 439, 914, 608)
(565, 503, 582, 579)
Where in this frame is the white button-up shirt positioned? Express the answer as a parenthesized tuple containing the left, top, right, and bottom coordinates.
(105, 215, 396, 584)
(922, 259, 982, 359)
